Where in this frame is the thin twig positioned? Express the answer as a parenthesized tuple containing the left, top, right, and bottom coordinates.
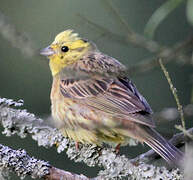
(0, 143, 92, 180)
(175, 125, 193, 140)
(101, 0, 193, 64)
(128, 36, 193, 75)
(159, 59, 185, 130)
(102, 0, 132, 33)
(78, 14, 193, 76)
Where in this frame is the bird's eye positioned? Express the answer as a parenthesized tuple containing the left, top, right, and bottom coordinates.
(61, 46, 69, 52)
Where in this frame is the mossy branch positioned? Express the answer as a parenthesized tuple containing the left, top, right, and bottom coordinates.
(0, 143, 91, 180)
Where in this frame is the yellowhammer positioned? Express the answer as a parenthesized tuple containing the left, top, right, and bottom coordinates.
(40, 30, 184, 167)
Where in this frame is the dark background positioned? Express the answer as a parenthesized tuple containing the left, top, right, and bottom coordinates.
(0, 0, 192, 179)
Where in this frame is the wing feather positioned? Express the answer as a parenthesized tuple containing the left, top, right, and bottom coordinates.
(60, 76, 154, 127)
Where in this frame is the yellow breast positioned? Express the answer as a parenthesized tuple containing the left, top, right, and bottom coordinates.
(50, 75, 129, 146)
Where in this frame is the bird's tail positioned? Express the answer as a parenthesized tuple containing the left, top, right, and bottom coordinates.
(142, 127, 184, 168)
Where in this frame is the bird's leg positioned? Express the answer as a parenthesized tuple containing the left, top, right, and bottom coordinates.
(115, 143, 121, 154)
(75, 142, 79, 151)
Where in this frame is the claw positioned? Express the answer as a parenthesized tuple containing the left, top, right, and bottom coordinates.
(115, 143, 121, 154)
(75, 142, 79, 151)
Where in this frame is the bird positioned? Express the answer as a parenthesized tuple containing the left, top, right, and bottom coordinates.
(40, 29, 184, 167)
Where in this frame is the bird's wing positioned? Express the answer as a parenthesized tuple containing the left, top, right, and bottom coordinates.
(59, 75, 155, 127)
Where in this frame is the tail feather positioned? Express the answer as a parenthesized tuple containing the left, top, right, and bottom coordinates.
(143, 127, 184, 168)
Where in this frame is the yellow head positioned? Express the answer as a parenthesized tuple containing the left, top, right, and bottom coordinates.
(40, 30, 92, 76)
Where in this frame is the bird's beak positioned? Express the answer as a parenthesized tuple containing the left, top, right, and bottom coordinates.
(40, 46, 55, 56)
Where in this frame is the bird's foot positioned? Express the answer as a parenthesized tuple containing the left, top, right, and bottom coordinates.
(75, 142, 79, 151)
(115, 143, 121, 154)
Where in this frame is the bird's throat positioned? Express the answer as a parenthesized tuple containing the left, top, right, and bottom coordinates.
(49, 59, 64, 76)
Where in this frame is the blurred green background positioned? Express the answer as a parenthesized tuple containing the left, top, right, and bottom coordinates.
(0, 0, 193, 179)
